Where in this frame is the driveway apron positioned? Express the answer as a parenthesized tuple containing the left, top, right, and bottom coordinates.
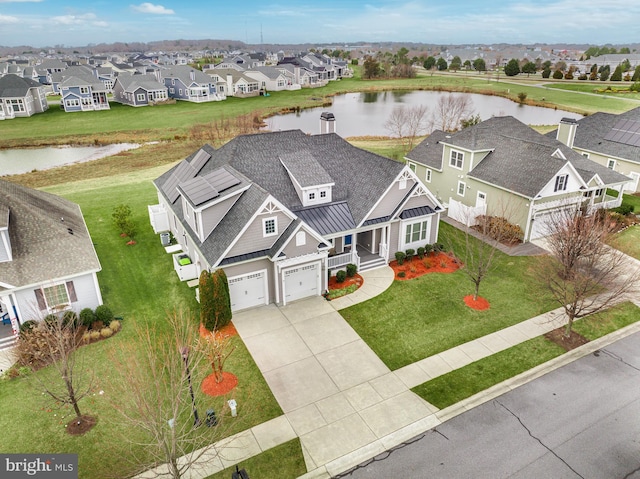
(232, 296, 439, 472)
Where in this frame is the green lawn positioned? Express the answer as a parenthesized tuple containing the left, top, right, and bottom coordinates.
(0, 176, 287, 479)
(545, 82, 640, 100)
(413, 302, 640, 409)
(205, 439, 306, 479)
(612, 226, 640, 260)
(622, 193, 640, 212)
(341, 222, 557, 370)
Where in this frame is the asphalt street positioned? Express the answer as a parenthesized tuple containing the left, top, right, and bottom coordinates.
(342, 330, 640, 479)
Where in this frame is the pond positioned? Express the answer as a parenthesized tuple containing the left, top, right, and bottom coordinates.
(0, 143, 140, 176)
(264, 90, 582, 137)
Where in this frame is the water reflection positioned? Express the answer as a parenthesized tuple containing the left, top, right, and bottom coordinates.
(265, 90, 582, 137)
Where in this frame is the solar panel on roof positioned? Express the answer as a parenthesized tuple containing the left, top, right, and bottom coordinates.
(204, 168, 241, 193)
(162, 160, 197, 203)
(604, 119, 640, 148)
(189, 149, 211, 174)
(179, 176, 219, 206)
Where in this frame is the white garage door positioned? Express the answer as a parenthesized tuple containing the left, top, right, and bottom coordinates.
(284, 263, 319, 303)
(228, 271, 267, 312)
(530, 210, 564, 240)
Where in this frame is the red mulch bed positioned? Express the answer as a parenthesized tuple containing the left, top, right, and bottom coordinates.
(199, 322, 238, 340)
(390, 252, 461, 280)
(544, 327, 590, 351)
(201, 372, 238, 397)
(464, 295, 490, 310)
(66, 415, 97, 435)
(328, 273, 364, 291)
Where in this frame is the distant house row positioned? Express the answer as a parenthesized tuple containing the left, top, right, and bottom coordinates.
(0, 52, 352, 117)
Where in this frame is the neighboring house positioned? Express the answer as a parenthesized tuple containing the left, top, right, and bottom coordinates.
(0, 179, 103, 335)
(405, 116, 631, 242)
(206, 68, 258, 97)
(150, 124, 442, 312)
(275, 62, 322, 87)
(0, 74, 48, 120)
(60, 74, 110, 112)
(112, 73, 169, 107)
(159, 65, 222, 102)
(245, 66, 292, 92)
(551, 107, 640, 193)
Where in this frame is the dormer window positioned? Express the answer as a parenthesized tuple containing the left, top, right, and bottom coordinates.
(309, 192, 315, 200)
(263, 217, 277, 237)
(320, 191, 326, 198)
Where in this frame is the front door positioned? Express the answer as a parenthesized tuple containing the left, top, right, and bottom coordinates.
(476, 191, 487, 208)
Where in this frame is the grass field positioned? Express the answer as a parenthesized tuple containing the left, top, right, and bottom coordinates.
(340, 222, 557, 370)
(412, 302, 640, 409)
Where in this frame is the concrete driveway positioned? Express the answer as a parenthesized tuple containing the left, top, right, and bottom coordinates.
(232, 296, 439, 472)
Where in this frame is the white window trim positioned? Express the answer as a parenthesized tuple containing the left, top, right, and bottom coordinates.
(450, 150, 464, 170)
(402, 219, 431, 250)
(136, 93, 145, 102)
(41, 283, 71, 312)
(607, 159, 616, 170)
(295, 231, 306, 246)
(457, 181, 466, 197)
(408, 162, 416, 172)
(263, 217, 278, 237)
(554, 174, 569, 192)
(425, 169, 432, 183)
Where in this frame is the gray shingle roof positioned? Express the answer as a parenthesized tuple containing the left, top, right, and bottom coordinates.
(0, 179, 101, 289)
(280, 150, 334, 188)
(155, 130, 405, 266)
(553, 107, 640, 164)
(405, 130, 449, 169)
(410, 116, 630, 198)
(114, 73, 166, 92)
(0, 74, 43, 98)
(161, 65, 213, 85)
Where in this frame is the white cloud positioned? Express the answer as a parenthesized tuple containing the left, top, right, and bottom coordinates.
(131, 3, 175, 15)
(0, 14, 19, 23)
(52, 13, 98, 25)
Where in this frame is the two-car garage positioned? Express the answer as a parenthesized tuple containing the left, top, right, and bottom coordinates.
(227, 262, 321, 312)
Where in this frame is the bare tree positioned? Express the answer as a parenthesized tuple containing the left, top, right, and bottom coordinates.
(431, 94, 473, 132)
(201, 329, 236, 384)
(384, 104, 430, 153)
(535, 208, 638, 338)
(17, 313, 96, 434)
(109, 310, 228, 479)
(190, 114, 261, 147)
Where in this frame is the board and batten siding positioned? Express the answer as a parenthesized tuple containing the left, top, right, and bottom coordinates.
(226, 210, 293, 258)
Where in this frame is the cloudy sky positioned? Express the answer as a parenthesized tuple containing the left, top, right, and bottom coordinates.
(0, 0, 638, 48)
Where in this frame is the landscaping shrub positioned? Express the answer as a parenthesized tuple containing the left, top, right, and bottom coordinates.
(612, 203, 634, 216)
(43, 314, 59, 329)
(109, 320, 121, 332)
(336, 270, 347, 283)
(100, 327, 113, 338)
(90, 331, 101, 341)
(81, 332, 91, 344)
(395, 251, 406, 265)
(432, 243, 444, 253)
(346, 263, 357, 278)
(417, 247, 425, 259)
(61, 311, 78, 328)
(95, 304, 114, 326)
(111, 203, 132, 234)
(423, 244, 433, 255)
(397, 271, 406, 278)
(405, 248, 415, 261)
(476, 215, 524, 244)
(79, 308, 95, 328)
(423, 258, 433, 268)
(19, 320, 37, 336)
(212, 269, 232, 330)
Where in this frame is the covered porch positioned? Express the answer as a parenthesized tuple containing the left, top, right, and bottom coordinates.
(327, 225, 390, 272)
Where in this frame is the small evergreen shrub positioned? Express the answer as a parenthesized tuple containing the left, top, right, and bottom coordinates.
(395, 251, 406, 265)
(397, 271, 406, 278)
(346, 263, 357, 278)
(43, 314, 59, 329)
(417, 247, 425, 259)
(612, 203, 634, 216)
(423, 244, 433, 255)
(19, 320, 38, 335)
(336, 270, 347, 283)
(405, 248, 415, 262)
(79, 308, 95, 328)
(95, 305, 114, 326)
(432, 243, 444, 253)
(61, 311, 78, 328)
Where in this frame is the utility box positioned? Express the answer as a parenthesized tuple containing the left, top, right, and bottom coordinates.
(228, 399, 237, 417)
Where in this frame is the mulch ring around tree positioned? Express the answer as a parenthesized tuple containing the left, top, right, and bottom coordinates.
(201, 372, 238, 397)
(544, 327, 590, 351)
(328, 273, 364, 291)
(464, 295, 490, 310)
(66, 415, 97, 435)
(199, 322, 238, 340)
(391, 252, 461, 280)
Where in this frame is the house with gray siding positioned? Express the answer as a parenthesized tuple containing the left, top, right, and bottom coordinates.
(159, 65, 223, 102)
(60, 73, 110, 112)
(112, 73, 169, 107)
(0, 180, 103, 342)
(150, 124, 441, 311)
(406, 116, 631, 242)
(0, 74, 48, 120)
(551, 107, 640, 193)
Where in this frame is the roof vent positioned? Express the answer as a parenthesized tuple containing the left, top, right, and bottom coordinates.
(67, 228, 74, 235)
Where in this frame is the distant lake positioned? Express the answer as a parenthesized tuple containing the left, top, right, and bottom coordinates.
(0, 143, 139, 176)
(264, 90, 582, 137)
